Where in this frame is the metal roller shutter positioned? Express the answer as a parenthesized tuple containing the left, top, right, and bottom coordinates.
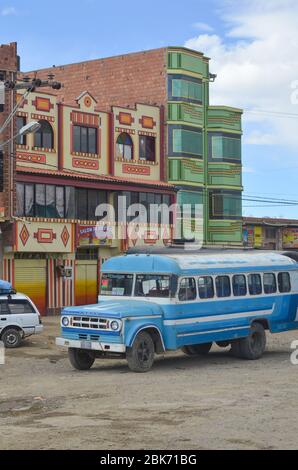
(14, 260, 47, 315)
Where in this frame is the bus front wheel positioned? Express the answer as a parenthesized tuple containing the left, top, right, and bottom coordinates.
(231, 323, 266, 360)
(182, 343, 212, 356)
(68, 348, 95, 370)
(126, 331, 155, 373)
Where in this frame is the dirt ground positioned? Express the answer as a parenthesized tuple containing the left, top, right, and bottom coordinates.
(0, 317, 297, 450)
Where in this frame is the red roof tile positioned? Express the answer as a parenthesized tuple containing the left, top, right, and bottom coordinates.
(16, 166, 176, 191)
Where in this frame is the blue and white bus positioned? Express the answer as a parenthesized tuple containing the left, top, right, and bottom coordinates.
(56, 251, 298, 372)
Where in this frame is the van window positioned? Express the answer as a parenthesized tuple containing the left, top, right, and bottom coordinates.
(215, 276, 231, 298)
(100, 274, 133, 296)
(248, 274, 262, 295)
(0, 299, 35, 314)
(278, 272, 291, 293)
(263, 273, 277, 294)
(178, 278, 197, 301)
(135, 275, 170, 298)
(198, 277, 214, 299)
(232, 275, 247, 297)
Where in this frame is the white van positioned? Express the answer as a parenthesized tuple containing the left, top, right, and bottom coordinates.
(0, 281, 43, 348)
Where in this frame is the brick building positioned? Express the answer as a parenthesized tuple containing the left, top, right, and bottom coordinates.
(25, 46, 243, 246)
(0, 42, 18, 223)
(0, 43, 176, 315)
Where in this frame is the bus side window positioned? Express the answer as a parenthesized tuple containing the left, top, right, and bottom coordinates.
(248, 274, 262, 295)
(198, 277, 214, 299)
(278, 272, 291, 293)
(263, 273, 277, 294)
(232, 275, 247, 297)
(215, 276, 231, 298)
(178, 278, 197, 302)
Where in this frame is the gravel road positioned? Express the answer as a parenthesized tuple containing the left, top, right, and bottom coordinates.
(0, 317, 297, 450)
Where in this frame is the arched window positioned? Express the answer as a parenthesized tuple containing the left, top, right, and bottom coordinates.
(34, 120, 54, 149)
(116, 133, 133, 160)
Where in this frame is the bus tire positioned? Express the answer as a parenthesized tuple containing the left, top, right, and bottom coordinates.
(182, 342, 212, 356)
(68, 348, 95, 370)
(1, 328, 22, 348)
(126, 331, 155, 373)
(232, 323, 266, 360)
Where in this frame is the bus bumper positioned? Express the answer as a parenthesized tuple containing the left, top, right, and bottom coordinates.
(56, 337, 126, 354)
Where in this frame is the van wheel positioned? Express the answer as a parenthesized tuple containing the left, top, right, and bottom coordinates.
(1, 328, 22, 348)
(231, 323, 266, 360)
(68, 348, 95, 370)
(126, 331, 155, 373)
(182, 342, 212, 356)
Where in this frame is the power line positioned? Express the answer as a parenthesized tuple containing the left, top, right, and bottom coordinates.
(245, 109, 298, 119)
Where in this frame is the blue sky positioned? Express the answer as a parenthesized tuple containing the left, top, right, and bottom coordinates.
(1, 0, 298, 219)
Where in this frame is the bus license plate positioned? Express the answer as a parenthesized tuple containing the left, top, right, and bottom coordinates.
(81, 341, 92, 350)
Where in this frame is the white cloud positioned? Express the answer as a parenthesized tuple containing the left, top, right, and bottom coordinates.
(185, 0, 298, 149)
(1, 6, 16, 16)
(242, 166, 257, 174)
(193, 22, 214, 32)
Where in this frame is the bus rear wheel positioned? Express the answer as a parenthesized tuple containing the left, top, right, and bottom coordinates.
(182, 342, 212, 356)
(126, 331, 155, 373)
(231, 323, 266, 360)
(68, 348, 95, 370)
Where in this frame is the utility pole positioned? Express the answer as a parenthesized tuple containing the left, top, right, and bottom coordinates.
(0, 75, 62, 219)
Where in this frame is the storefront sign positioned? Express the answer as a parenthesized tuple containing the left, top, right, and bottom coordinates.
(283, 227, 298, 249)
(77, 225, 114, 247)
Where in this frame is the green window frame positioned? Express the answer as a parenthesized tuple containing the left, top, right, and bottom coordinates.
(211, 135, 241, 161)
(172, 79, 202, 102)
(211, 193, 242, 218)
(173, 129, 202, 156)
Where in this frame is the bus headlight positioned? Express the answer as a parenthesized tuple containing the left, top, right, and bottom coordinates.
(61, 316, 70, 327)
(110, 320, 121, 331)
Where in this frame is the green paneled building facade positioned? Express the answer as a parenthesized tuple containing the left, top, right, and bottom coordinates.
(30, 45, 243, 246)
(167, 47, 243, 245)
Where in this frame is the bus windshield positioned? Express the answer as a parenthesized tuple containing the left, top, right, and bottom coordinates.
(135, 274, 171, 298)
(100, 274, 134, 297)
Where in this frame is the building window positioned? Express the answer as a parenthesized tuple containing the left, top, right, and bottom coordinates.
(168, 74, 203, 104)
(76, 188, 108, 220)
(24, 184, 34, 216)
(116, 133, 133, 160)
(16, 183, 24, 216)
(172, 127, 203, 157)
(139, 135, 156, 162)
(34, 120, 54, 149)
(16, 116, 27, 145)
(172, 79, 202, 102)
(35, 184, 46, 217)
(177, 190, 203, 220)
(209, 134, 241, 162)
(119, 191, 172, 224)
(265, 227, 276, 239)
(73, 125, 97, 154)
(210, 192, 242, 219)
